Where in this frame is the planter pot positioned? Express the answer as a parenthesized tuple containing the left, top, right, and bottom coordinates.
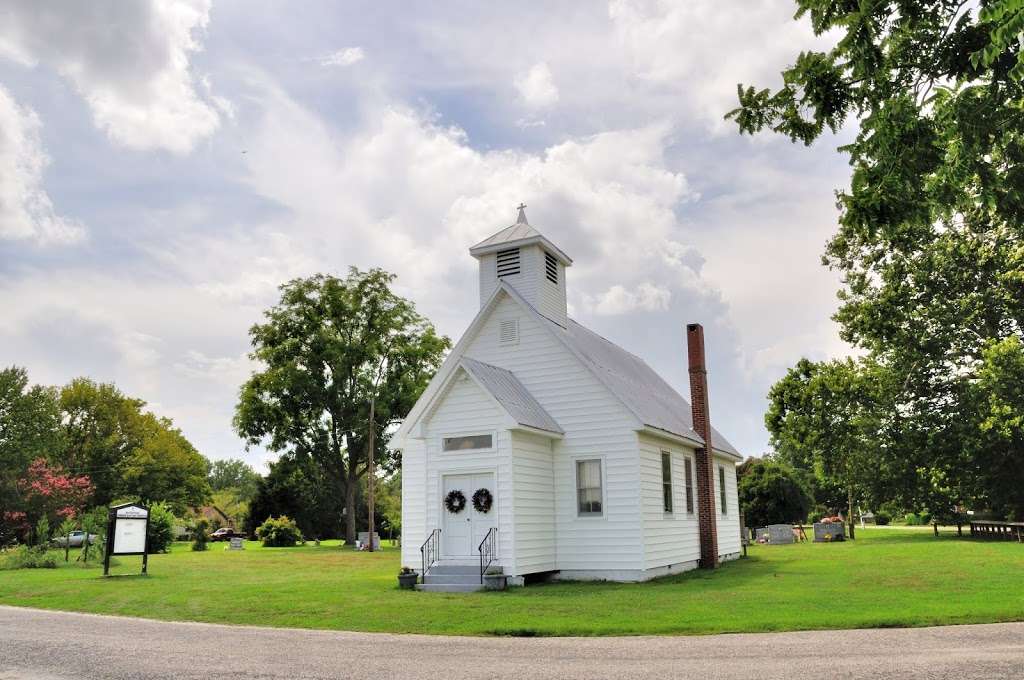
(398, 573, 418, 590)
(483, 574, 507, 591)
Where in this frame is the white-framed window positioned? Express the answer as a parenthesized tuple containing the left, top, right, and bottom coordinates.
(661, 451, 673, 513)
(719, 465, 727, 515)
(442, 434, 493, 452)
(684, 456, 695, 514)
(576, 459, 603, 516)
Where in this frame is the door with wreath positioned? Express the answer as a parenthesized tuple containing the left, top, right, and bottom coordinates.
(441, 472, 496, 557)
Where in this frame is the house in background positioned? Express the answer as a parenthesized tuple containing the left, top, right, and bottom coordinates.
(396, 207, 742, 589)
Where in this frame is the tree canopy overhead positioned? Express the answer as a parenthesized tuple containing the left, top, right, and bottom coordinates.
(235, 268, 449, 541)
(731, 1, 1024, 519)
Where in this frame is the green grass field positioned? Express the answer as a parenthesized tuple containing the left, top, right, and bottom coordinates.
(1, 528, 1022, 636)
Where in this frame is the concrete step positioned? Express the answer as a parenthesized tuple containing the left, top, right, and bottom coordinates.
(428, 564, 487, 575)
(416, 583, 484, 593)
(424, 572, 483, 585)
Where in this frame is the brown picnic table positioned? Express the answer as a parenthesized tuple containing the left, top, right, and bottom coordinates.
(969, 520, 1024, 541)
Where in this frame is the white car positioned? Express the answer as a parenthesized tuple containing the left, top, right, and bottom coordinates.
(53, 530, 99, 548)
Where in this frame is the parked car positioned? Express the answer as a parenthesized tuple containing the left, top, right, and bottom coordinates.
(209, 527, 244, 542)
(53, 531, 99, 548)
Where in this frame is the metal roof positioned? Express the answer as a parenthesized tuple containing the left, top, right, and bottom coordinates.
(460, 357, 564, 435)
(539, 315, 741, 458)
(468, 208, 573, 265)
(469, 222, 542, 251)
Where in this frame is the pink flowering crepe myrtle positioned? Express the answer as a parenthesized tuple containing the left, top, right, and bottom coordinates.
(15, 458, 94, 527)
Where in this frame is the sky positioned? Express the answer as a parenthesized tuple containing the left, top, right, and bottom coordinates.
(0, 0, 856, 470)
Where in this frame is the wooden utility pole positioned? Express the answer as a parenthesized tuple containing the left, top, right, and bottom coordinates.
(367, 395, 376, 552)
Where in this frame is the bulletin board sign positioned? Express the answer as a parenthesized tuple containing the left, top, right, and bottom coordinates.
(104, 503, 150, 576)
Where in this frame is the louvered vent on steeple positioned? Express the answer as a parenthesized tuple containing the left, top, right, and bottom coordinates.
(470, 204, 572, 327)
(497, 248, 521, 277)
(544, 251, 558, 283)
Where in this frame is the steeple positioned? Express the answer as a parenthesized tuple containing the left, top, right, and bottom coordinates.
(469, 205, 572, 327)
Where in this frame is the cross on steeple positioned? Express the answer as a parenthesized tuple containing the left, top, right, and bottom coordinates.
(515, 203, 528, 224)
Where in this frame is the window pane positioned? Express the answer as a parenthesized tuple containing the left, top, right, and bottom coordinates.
(442, 434, 493, 451)
(719, 466, 727, 514)
(661, 452, 673, 513)
(576, 460, 602, 515)
(684, 458, 694, 513)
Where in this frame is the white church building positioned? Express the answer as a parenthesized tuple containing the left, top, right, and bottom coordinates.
(396, 207, 743, 588)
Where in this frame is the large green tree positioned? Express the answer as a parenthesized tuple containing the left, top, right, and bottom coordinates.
(60, 378, 210, 512)
(0, 367, 63, 543)
(765, 358, 894, 537)
(730, 1, 1024, 518)
(235, 268, 449, 543)
(208, 458, 260, 500)
(60, 378, 146, 506)
(120, 413, 212, 515)
(737, 457, 813, 528)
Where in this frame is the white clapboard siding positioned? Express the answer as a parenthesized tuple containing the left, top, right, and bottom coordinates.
(714, 455, 742, 558)
(511, 430, 556, 574)
(535, 250, 567, 328)
(421, 371, 515, 569)
(638, 432, 702, 570)
(400, 438, 427, 569)
(464, 293, 643, 572)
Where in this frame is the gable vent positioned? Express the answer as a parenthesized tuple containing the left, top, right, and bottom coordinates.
(499, 318, 519, 345)
(496, 248, 521, 277)
(544, 251, 558, 284)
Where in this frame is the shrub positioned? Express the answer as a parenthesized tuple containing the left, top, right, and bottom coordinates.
(34, 516, 50, 547)
(874, 512, 891, 526)
(920, 512, 932, 525)
(807, 506, 830, 524)
(905, 512, 922, 526)
(191, 518, 209, 551)
(256, 516, 303, 547)
(1, 545, 57, 570)
(147, 502, 176, 554)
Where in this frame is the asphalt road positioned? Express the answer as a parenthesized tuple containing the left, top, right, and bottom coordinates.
(1, 606, 1023, 680)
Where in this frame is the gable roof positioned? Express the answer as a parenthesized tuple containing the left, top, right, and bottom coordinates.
(396, 281, 741, 458)
(555, 319, 741, 458)
(460, 357, 563, 435)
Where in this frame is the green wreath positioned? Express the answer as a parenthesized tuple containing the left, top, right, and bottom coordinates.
(444, 489, 467, 514)
(472, 488, 493, 513)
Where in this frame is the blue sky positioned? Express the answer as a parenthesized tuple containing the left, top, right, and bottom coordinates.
(0, 1, 855, 469)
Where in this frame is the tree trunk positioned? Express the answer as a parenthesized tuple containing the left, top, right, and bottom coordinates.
(847, 488, 856, 540)
(344, 478, 357, 545)
(367, 397, 376, 552)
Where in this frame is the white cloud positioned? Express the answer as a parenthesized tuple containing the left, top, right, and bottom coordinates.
(319, 47, 366, 67)
(0, 85, 84, 245)
(588, 283, 672, 315)
(515, 62, 559, 108)
(0, 0, 221, 154)
(608, 0, 831, 128)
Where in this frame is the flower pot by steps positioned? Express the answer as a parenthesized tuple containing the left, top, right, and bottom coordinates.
(398, 572, 418, 590)
(483, 573, 507, 591)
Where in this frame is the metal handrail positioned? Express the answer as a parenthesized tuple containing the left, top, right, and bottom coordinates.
(420, 528, 440, 579)
(478, 527, 497, 584)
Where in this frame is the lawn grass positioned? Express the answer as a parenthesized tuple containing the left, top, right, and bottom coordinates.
(1, 528, 1021, 636)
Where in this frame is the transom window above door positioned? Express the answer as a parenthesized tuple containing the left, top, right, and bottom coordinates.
(442, 434, 493, 451)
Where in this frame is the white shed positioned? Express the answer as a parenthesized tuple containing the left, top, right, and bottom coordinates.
(396, 207, 743, 588)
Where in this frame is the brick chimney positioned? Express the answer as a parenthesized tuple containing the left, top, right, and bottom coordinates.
(687, 323, 719, 569)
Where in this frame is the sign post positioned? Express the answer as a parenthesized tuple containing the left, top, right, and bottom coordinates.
(104, 503, 150, 577)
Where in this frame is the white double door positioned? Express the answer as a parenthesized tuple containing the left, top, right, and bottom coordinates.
(442, 472, 496, 557)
